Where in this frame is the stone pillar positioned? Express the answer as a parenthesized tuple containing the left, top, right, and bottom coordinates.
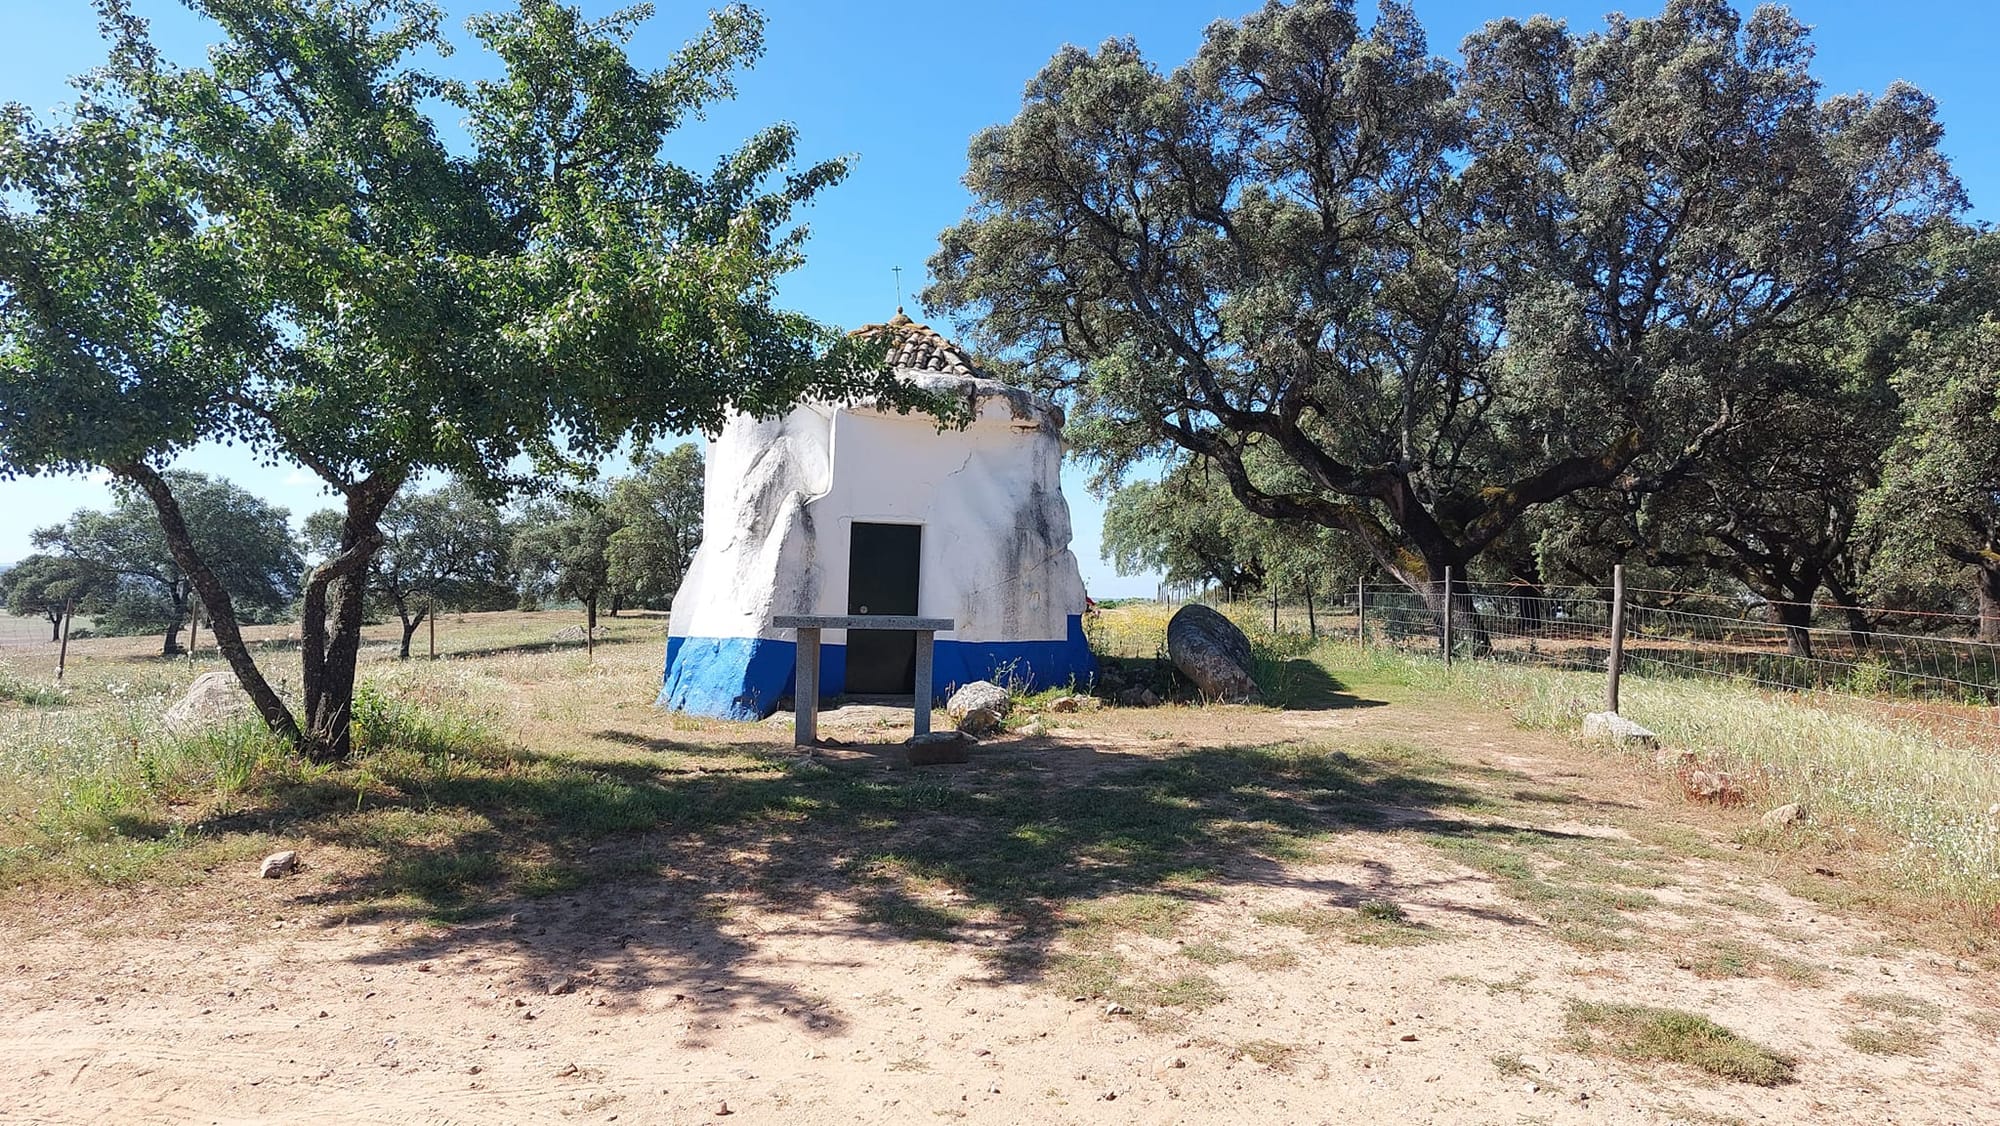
(794, 626, 821, 746)
(913, 629, 935, 736)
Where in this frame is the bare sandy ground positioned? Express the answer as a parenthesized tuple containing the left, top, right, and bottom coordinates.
(1, 695, 1994, 1125)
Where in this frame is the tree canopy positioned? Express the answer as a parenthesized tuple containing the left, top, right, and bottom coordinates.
(306, 479, 515, 658)
(511, 489, 617, 631)
(0, 553, 109, 642)
(605, 443, 704, 612)
(927, 0, 1960, 637)
(1865, 230, 2000, 641)
(1, 1, 906, 759)
(34, 472, 301, 655)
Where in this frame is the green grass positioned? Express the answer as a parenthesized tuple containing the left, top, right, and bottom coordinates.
(1678, 938, 1762, 979)
(1180, 940, 1241, 965)
(1565, 1000, 1795, 1086)
(1069, 893, 1192, 939)
(0, 662, 511, 891)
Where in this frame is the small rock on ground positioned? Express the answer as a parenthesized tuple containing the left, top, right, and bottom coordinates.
(259, 851, 298, 879)
(1760, 802, 1806, 827)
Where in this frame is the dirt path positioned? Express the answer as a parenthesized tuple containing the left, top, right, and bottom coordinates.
(2, 693, 1994, 1125)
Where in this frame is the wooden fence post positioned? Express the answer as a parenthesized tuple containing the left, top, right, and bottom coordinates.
(1607, 563, 1627, 714)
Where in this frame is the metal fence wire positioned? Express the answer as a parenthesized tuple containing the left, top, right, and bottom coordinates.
(1199, 567, 2000, 752)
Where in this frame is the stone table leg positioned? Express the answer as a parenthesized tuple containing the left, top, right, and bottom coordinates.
(913, 629, 935, 736)
(794, 626, 821, 746)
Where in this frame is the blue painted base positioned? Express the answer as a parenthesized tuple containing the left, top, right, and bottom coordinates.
(659, 615, 1098, 720)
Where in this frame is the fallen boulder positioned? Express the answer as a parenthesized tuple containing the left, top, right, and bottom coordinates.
(1115, 686, 1161, 707)
(1165, 604, 1260, 702)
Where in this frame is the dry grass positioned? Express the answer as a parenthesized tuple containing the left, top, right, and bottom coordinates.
(1287, 637, 2000, 910)
(1843, 1022, 1937, 1057)
(1254, 902, 1440, 946)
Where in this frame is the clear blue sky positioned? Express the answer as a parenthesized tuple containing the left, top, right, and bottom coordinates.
(3, 1, 1996, 597)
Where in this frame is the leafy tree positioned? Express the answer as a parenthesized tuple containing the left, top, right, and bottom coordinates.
(511, 491, 617, 631)
(33, 473, 301, 654)
(1639, 328, 1901, 656)
(926, 0, 1958, 647)
(0, 553, 109, 641)
(605, 443, 704, 612)
(1103, 466, 1271, 600)
(1867, 231, 2000, 641)
(0, 1, 913, 760)
(1105, 458, 1369, 633)
(306, 480, 514, 658)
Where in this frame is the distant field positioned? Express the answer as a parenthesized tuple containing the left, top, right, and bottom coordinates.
(0, 614, 61, 647)
(0, 608, 662, 658)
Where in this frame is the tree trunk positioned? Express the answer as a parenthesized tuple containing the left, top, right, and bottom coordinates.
(1515, 582, 1548, 633)
(1305, 582, 1316, 640)
(1839, 604, 1873, 650)
(1772, 599, 1814, 660)
(47, 613, 61, 643)
(1449, 585, 1490, 656)
(398, 612, 420, 660)
(162, 584, 189, 656)
(114, 462, 301, 746)
(1413, 566, 1491, 656)
(300, 481, 396, 763)
(1976, 561, 2000, 645)
(585, 597, 599, 633)
(610, 591, 623, 617)
(56, 598, 72, 682)
(1822, 574, 1873, 649)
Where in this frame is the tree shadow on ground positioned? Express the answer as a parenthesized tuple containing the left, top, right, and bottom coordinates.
(1261, 658, 1390, 710)
(216, 728, 1574, 1034)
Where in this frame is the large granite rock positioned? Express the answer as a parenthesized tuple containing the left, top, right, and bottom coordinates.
(1165, 604, 1260, 702)
(162, 670, 254, 733)
(947, 680, 1012, 735)
(1582, 711, 1659, 749)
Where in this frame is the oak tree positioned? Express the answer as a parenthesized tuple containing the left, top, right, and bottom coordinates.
(927, 0, 1958, 643)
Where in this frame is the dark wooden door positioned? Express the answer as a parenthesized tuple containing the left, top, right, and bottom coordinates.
(845, 522, 922, 695)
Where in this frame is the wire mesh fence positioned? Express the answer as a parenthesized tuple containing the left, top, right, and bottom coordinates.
(1191, 570, 2000, 752)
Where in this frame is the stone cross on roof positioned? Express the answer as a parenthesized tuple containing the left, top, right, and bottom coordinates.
(850, 309, 984, 377)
